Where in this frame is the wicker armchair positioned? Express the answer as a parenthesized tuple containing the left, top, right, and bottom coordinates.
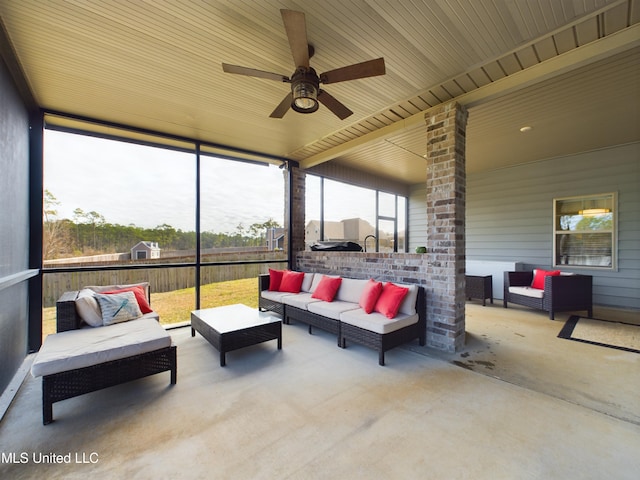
(503, 271, 593, 320)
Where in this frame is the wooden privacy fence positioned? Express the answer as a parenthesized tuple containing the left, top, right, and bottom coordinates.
(43, 259, 287, 307)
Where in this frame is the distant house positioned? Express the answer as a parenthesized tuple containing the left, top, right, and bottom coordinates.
(131, 241, 160, 260)
(266, 228, 285, 250)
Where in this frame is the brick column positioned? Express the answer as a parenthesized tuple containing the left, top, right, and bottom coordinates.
(285, 164, 306, 270)
(425, 102, 468, 352)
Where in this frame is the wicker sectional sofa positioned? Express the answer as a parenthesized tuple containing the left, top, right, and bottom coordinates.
(31, 283, 177, 424)
(259, 273, 426, 365)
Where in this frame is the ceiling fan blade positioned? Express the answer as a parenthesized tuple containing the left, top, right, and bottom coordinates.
(270, 93, 293, 118)
(320, 58, 386, 84)
(281, 9, 309, 68)
(222, 63, 289, 83)
(318, 90, 353, 120)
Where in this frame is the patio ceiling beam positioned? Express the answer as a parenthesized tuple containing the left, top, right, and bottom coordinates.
(299, 24, 640, 170)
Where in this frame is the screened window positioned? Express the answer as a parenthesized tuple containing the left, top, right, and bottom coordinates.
(553, 193, 616, 269)
(324, 179, 375, 244)
(305, 174, 407, 252)
(43, 130, 196, 265)
(42, 128, 287, 333)
(199, 154, 286, 265)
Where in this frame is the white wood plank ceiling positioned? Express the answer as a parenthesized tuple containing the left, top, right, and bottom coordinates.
(1, 0, 638, 185)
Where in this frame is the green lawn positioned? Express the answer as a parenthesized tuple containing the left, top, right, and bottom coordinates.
(42, 277, 258, 339)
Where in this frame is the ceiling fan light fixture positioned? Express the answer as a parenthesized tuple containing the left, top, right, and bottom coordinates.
(291, 68, 319, 113)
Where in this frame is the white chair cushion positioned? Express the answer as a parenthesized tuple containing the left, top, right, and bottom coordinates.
(340, 309, 419, 334)
(31, 317, 172, 377)
(75, 288, 103, 327)
(509, 286, 545, 299)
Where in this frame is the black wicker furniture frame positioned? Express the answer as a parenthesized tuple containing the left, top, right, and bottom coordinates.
(42, 346, 176, 425)
(39, 289, 177, 425)
(339, 286, 427, 366)
(465, 274, 493, 306)
(503, 271, 593, 320)
(258, 275, 285, 317)
(285, 305, 341, 344)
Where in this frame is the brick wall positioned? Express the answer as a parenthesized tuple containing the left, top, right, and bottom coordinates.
(296, 251, 427, 285)
(425, 102, 468, 352)
(290, 101, 468, 353)
(286, 165, 306, 268)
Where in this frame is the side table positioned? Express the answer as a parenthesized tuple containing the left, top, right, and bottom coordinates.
(466, 275, 493, 306)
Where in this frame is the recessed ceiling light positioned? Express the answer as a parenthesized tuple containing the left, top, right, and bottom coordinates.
(519, 126, 533, 133)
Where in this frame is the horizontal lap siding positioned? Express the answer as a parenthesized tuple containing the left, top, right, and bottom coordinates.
(465, 143, 640, 309)
(408, 183, 427, 252)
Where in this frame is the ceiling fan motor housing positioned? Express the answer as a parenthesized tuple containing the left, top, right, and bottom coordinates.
(291, 67, 320, 113)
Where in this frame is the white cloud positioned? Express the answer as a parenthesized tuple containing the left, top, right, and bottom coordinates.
(44, 130, 284, 232)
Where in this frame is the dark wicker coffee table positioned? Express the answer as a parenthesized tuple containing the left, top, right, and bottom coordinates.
(191, 304, 282, 366)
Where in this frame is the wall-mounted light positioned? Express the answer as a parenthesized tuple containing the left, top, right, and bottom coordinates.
(519, 126, 533, 133)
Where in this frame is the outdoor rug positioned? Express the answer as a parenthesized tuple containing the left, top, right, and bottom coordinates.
(558, 316, 640, 354)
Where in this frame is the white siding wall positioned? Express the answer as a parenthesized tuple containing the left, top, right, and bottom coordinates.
(408, 183, 427, 252)
(408, 142, 640, 309)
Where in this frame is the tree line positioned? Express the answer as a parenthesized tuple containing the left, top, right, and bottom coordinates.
(43, 190, 281, 260)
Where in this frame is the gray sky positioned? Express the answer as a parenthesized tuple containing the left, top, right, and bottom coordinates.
(44, 130, 285, 233)
(44, 130, 401, 235)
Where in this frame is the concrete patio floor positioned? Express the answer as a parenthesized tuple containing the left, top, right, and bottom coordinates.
(1, 303, 638, 479)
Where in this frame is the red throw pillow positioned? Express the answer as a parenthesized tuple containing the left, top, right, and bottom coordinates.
(279, 270, 305, 293)
(102, 286, 153, 314)
(311, 276, 342, 302)
(531, 269, 561, 290)
(359, 279, 383, 314)
(268, 268, 284, 291)
(374, 282, 409, 319)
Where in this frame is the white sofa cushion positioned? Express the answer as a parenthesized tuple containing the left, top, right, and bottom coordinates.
(301, 273, 315, 292)
(260, 290, 296, 302)
(31, 317, 172, 378)
(508, 286, 544, 299)
(340, 309, 419, 334)
(396, 283, 419, 316)
(282, 292, 321, 310)
(307, 300, 360, 320)
(334, 278, 369, 304)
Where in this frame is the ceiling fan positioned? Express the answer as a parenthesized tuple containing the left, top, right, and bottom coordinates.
(222, 9, 385, 120)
